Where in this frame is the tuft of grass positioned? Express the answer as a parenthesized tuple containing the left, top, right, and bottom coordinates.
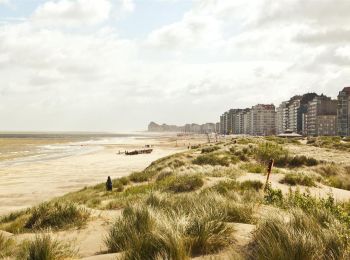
(253, 142, 289, 165)
(17, 233, 77, 260)
(129, 170, 158, 183)
(280, 173, 316, 187)
(105, 203, 235, 259)
(201, 146, 220, 154)
(163, 174, 204, 193)
(248, 209, 349, 260)
(25, 201, 90, 231)
(240, 180, 264, 191)
(0, 233, 15, 258)
(240, 163, 265, 174)
(0, 201, 90, 233)
(193, 152, 238, 167)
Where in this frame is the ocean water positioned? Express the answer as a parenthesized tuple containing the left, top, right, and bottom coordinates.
(0, 132, 150, 167)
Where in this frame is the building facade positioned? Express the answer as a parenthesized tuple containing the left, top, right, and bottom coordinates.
(250, 104, 276, 136)
(337, 87, 350, 136)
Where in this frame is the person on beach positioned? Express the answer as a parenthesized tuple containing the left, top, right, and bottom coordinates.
(106, 176, 113, 191)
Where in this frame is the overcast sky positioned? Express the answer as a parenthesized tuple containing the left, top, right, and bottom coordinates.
(0, 0, 349, 132)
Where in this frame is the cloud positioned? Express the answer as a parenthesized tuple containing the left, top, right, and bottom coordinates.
(119, 0, 135, 13)
(31, 0, 112, 27)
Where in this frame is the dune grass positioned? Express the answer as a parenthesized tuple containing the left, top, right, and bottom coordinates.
(193, 152, 238, 167)
(0, 233, 15, 258)
(0, 201, 90, 233)
(248, 209, 349, 260)
(240, 163, 265, 173)
(162, 174, 204, 193)
(17, 233, 77, 260)
(105, 201, 234, 259)
(280, 173, 316, 187)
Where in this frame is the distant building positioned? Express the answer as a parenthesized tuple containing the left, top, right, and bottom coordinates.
(304, 95, 337, 136)
(337, 87, 350, 136)
(276, 101, 289, 135)
(251, 104, 276, 136)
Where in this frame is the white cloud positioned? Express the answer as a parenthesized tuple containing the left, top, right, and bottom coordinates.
(0, 0, 349, 131)
(31, 0, 112, 27)
(119, 0, 134, 13)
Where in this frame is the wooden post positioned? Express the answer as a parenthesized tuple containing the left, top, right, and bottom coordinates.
(264, 159, 274, 191)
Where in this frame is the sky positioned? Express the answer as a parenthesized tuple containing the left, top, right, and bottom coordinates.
(0, 0, 349, 132)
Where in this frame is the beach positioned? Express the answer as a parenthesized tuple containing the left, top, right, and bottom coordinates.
(0, 133, 203, 215)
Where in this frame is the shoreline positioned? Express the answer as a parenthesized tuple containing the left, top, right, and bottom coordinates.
(0, 133, 205, 215)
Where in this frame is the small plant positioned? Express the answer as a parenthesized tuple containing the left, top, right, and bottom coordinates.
(193, 152, 237, 167)
(280, 173, 316, 187)
(25, 201, 90, 231)
(129, 170, 157, 182)
(164, 174, 204, 193)
(201, 146, 220, 154)
(0, 233, 15, 258)
(17, 233, 77, 260)
(264, 185, 283, 206)
(240, 163, 265, 173)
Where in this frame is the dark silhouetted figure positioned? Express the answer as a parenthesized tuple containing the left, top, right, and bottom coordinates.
(106, 176, 113, 191)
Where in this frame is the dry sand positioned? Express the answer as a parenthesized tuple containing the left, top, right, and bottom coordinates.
(0, 133, 203, 215)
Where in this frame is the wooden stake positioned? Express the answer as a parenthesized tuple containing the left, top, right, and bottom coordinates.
(264, 159, 274, 191)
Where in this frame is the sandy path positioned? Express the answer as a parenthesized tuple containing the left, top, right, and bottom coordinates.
(0, 137, 186, 215)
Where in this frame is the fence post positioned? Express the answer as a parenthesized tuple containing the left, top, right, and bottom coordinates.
(264, 159, 274, 191)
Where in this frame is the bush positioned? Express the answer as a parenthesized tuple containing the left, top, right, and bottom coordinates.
(25, 201, 90, 230)
(253, 142, 289, 165)
(201, 146, 220, 154)
(18, 233, 77, 260)
(105, 203, 234, 259)
(248, 209, 348, 260)
(280, 173, 316, 187)
(193, 152, 237, 167)
(129, 170, 157, 182)
(164, 175, 204, 193)
(240, 163, 265, 174)
(240, 180, 264, 191)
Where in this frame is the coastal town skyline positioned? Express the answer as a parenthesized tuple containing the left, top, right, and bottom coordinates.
(1, 0, 349, 132)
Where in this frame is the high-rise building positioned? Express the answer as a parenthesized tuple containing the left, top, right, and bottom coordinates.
(251, 104, 276, 136)
(337, 87, 350, 136)
(276, 101, 289, 134)
(305, 95, 337, 136)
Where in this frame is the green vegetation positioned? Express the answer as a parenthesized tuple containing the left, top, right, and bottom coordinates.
(129, 170, 157, 182)
(0, 233, 15, 258)
(193, 152, 238, 166)
(240, 163, 265, 173)
(201, 146, 220, 154)
(307, 136, 350, 151)
(0, 201, 90, 233)
(17, 233, 77, 260)
(248, 209, 349, 260)
(280, 173, 316, 187)
(163, 174, 204, 193)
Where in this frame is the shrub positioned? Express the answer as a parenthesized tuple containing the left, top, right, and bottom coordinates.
(25, 201, 90, 230)
(280, 173, 316, 187)
(253, 142, 289, 165)
(240, 163, 265, 174)
(105, 203, 234, 259)
(247, 209, 349, 260)
(240, 180, 264, 191)
(17, 233, 77, 260)
(164, 175, 204, 193)
(185, 215, 232, 256)
(0, 233, 15, 258)
(316, 164, 340, 177)
(129, 170, 157, 182)
(193, 152, 237, 167)
(264, 185, 283, 206)
(201, 146, 220, 154)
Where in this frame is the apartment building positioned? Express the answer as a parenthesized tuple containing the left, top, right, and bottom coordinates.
(276, 101, 289, 135)
(250, 104, 276, 136)
(337, 87, 350, 136)
(305, 95, 337, 136)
